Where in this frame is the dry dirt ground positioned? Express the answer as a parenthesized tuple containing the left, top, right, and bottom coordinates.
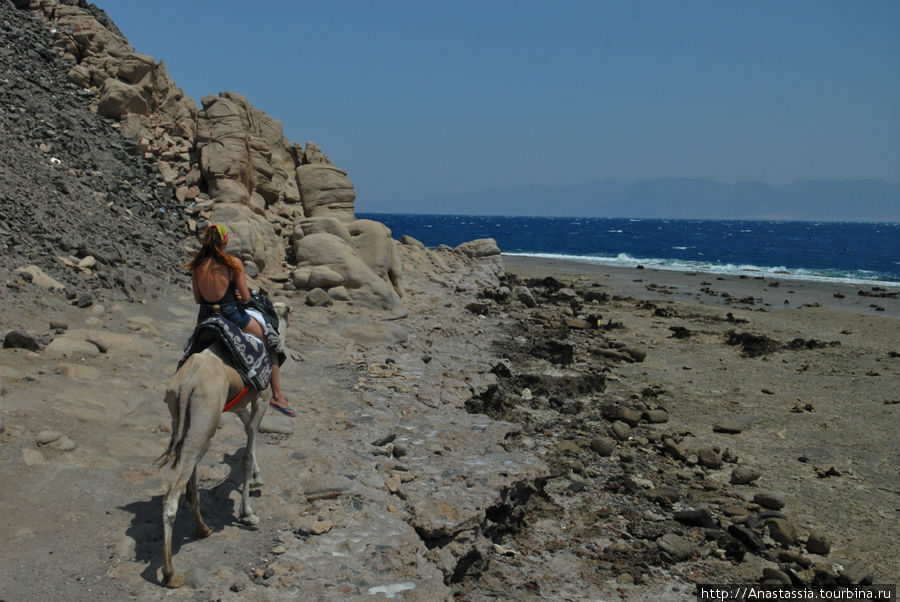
(1, 258, 898, 601)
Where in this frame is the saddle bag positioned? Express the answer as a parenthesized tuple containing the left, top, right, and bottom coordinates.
(246, 289, 279, 333)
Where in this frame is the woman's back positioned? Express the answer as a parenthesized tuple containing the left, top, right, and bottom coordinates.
(195, 258, 234, 305)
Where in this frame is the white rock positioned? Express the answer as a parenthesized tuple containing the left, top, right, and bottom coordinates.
(36, 431, 63, 446)
(14, 265, 65, 291)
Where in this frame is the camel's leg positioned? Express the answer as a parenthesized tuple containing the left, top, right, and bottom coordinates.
(237, 398, 267, 525)
(187, 466, 212, 538)
(162, 440, 214, 587)
(161, 473, 188, 588)
(237, 403, 264, 488)
(162, 411, 218, 586)
(248, 399, 267, 486)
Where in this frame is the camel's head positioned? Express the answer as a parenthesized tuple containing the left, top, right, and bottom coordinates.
(273, 302, 292, 337)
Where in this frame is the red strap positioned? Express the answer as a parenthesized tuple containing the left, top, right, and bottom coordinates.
(222, 386, 250, 413)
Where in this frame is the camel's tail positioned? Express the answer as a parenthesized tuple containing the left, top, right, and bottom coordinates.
(155, 383, 192, 469)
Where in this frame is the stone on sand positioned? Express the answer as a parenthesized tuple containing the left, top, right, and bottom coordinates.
(589, 436, 616, 456)
(697, 447, 723, 468)
(3, 329, 41, 352)
(730, 466, 762, 485)
(713, 419, 744, 434)
(753, 491, 787, 510)
(765, 517, 797, 546)
(806, 531, 832, 555)
(657, 533, 694, 561)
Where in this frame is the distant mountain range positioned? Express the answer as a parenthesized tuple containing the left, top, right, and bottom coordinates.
(370, 178, 899, 221)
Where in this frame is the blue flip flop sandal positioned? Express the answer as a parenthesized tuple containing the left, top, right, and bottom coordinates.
(269, 401, 296, 417)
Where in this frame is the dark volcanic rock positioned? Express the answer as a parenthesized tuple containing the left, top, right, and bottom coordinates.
(728, 524, 766, 554)
(669, 326, 692, 339)
(673, 509, 717, 529)
(725, 331, 781, 357)
(0, 6, 188, 302)
(3, 329, 41, 351)
(529, 339, 574, 365)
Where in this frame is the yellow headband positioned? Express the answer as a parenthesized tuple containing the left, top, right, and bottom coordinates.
(208, 224, 228, 245)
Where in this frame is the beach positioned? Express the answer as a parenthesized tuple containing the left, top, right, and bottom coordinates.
(503, 254, 900, 318)
(1, 247, 898, 600)
(467, 254, 899, 596)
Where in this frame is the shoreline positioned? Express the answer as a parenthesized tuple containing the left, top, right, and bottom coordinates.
(502, 254, 900, 319)
(503, 252, 900, 289)
(484, 251, 900, 591)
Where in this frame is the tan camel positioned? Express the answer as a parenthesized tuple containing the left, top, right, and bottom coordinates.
(156, 301, 291, 588)
(155, 341, 267, 588)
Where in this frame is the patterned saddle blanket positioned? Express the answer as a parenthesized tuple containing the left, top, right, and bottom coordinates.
(178, 315, 285, 392)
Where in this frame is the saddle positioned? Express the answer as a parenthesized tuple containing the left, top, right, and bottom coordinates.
(178, 315, 285, 392)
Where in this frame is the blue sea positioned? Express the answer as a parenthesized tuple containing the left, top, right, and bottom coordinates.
(359, 214, 900, 286)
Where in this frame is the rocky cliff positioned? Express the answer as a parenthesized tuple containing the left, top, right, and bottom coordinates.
(14, 0, 499, 310)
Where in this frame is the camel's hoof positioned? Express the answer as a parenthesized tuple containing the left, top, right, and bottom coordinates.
(196, 524, 212, 538)
(250, 479, 264, 488)
(163, 573, 185, 589)
(240, 514, 260, 526)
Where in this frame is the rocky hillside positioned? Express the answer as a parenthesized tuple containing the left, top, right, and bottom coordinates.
(6, 0, 503, 312)
(1, 1, 189, 303)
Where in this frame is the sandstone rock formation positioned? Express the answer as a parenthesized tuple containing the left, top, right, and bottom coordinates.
(291, 220, 403, 310)
(454, 238, 504, 288)
(196, 92, 300, 212)
(296, 142, 356, 220)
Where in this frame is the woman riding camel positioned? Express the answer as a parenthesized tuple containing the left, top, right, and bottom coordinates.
(185, 224, 295, 417)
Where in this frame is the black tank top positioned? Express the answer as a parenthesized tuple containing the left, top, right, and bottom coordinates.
(199, 275, 239, 305)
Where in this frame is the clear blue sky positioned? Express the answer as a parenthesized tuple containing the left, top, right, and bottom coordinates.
(98, 0, 899, 212)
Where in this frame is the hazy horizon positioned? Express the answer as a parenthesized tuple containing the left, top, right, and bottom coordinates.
(99, 1, 900, 215)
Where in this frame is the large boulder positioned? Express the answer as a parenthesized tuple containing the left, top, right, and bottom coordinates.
(97, 77, 150, 118)
(293, 217, 404, 301)
(296, 142, 355, 221)
(115, 53, 155, 84)
(197, 92, 301, 214)
(208, 203, 283, 272)
(347, 220, 404, 298)
(455, 238, 500, 259)
(197, 96, 252, 205)
(293, 216, 353, 245)
(455, 238, 504, 288)
(293, 232, 400, 310)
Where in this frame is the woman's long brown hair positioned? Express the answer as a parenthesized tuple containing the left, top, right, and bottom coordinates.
(184, 225, 244, 273)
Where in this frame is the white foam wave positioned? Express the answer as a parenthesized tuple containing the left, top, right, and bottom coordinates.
(504, 252, 900, 287)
